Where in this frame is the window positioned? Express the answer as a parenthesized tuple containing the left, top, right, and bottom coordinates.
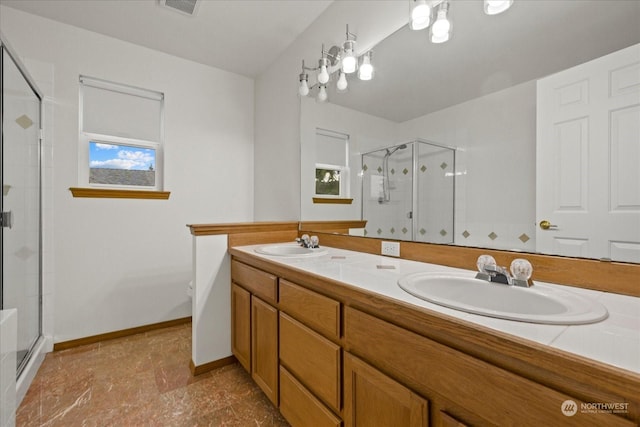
(314, 129, 349, 198)
(79, 76, 164, 190)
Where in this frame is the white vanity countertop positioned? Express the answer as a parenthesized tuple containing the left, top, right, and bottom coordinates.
(233, 244, 640, 374)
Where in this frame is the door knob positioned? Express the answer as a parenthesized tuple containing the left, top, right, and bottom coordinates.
(539, 220, 558, 230)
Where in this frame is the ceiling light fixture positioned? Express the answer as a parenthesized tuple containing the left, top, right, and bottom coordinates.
(431, 1, 451, 44)
(297, 25, 374, 103)
(410, 0, 432, 30)
(484, 0, 514, 15)
(410, 0, 514, 44)
(341, 25, 358, 74)
(358, 51, 374, 81)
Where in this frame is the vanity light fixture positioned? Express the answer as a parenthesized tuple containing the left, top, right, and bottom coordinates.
(298, 61, 309, 97)
(484, 0, 513, 15)
(410, 0, 432, 30)
(297, 25, 374, 102)
(410, 0, 514, 44)
(341, 25, 358, 74)
(358, 51, 374, 81)
(431, 1, 452, 44)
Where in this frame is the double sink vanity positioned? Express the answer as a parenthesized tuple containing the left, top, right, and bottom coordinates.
(227, 239, 639, 426)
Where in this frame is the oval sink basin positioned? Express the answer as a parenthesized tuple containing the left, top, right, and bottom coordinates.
(255, 244, 328, 258)
(398, 272, 608, 325)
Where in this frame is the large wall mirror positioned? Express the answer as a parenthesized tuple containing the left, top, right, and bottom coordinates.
(300, 0, 640, 263)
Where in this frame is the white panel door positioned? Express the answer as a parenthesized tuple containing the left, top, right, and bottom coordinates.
(537, 43, 640, 262)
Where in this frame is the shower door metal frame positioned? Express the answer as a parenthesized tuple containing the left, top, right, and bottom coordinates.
(361, 139, 456, 242)
(0, 31, 45, 377)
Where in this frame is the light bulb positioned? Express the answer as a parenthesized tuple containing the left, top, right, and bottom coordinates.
(432, 9, 451, 37)
(337, 71, 348, 91)
(342, 40, 357, 74)
(358, 53, 373, 81)
(317, 85, 328, 102)
(298, 78, 309, 96)
(431, 5, 451, 43)
(484, 0, 513, 15)
(410, 0, 431, 30)
(318, 65, 330, 84)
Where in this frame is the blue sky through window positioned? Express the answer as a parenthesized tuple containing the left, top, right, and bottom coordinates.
(89, 141, 156, 170)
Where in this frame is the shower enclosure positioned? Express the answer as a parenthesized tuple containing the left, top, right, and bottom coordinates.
(361, 139, 455, 243)
(1, 34, 43, 379)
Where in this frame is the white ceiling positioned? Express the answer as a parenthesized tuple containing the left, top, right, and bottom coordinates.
(1, 0, 333, 78)
(3, 0, 639, 122)
(333, 0, 640, 122)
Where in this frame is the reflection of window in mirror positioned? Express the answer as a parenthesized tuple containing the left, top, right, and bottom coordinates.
(314, 129, 349, 198)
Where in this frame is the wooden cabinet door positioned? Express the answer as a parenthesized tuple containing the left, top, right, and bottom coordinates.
(231, 283, 251, 372)
(344, 352, 428, 427)
(251, 296, 279, 405)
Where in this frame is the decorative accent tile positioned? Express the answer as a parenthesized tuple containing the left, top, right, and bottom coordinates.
(391, 168, 395, 175)
(390, 227, 395, 234)
(15, 114, 34, 129)
(440, 229, 447, 236)
(488, 232, 498, 240)
(362, 164, 368, 171)
(403, 168, 409, 175)
(519, 233, 530, 243)
(402, 227, 408, 234)
(364, 229, 368, 236)
(377, 166, 383, 173)
(419, 228, 426, 235)
(462, 230, 470, 238)
(377, 228, 382, 235)
(420, 165, 427, 172)
(440, 162, 448, 170)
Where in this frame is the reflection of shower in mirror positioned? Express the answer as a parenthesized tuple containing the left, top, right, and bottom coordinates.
(380, 144, 408, 204)
(361, 139, 455, 244)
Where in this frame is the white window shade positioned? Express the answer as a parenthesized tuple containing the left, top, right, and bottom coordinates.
(81, 77, 163, 142)
(315, 129, 349, 167)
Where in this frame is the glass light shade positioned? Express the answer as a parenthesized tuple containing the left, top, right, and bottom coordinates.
(484, 0, 513, 15)
(298, 78, 309, 96)
(358, 54, 373, 81)
(318, 65, 330, 84)
(432, 9, 451, 37)
(317, 85, 328, 102)
(336, 71, 348, 91)
(431, 30, 450, 44)
(342, 52, 357, 74)
(410, 0, 431, 30)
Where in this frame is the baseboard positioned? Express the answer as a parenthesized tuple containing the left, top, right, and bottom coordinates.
(53, 316, 192, 351)
(190, 355, 237, 376)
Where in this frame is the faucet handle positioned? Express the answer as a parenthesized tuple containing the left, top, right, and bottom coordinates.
(476, 254, 496, 273)
(510, 259, 533, 287)
(310, 235, 319, 248)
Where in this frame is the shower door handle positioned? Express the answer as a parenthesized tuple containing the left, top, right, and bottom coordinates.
(1, 211, 12, 229)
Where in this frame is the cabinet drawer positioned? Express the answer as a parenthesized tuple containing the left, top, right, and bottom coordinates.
(231, 260, 278, 304)
(279, 279, 340, 340)
(280, 312, 341, 413)
(280, 366, 342, 427)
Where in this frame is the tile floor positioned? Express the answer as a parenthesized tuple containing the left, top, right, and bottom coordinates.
(17, 323, 290, 426)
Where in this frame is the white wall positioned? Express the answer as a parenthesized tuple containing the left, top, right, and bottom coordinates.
(399, 80, 537, 251)
(300, 96, 399, 221)
(254, 1, 408, 221)
(1, 6, 255, 342)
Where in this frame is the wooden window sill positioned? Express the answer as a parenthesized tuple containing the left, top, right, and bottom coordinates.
(69, 187, 170, 199)
(312, 197, 353, 204)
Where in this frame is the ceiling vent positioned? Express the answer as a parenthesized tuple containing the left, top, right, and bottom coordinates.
(159, 0, 199, 16)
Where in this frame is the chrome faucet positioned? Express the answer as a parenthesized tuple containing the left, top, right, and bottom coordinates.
(475, 256, 533, 288)
(296, 234, 320, 249)
(477, 264, 512, 285)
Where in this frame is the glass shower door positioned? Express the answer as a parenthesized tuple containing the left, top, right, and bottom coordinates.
(1, 46, 42, 375)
